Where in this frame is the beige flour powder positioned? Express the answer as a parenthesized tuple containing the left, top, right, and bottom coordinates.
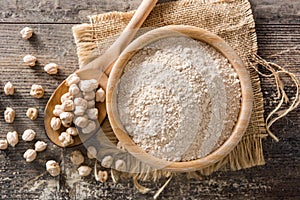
(117, 36, 241, 161)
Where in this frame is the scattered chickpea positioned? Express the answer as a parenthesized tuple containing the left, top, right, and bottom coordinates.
(44, 63, 59, 75)
(79, 79, 98, 92)
(4, 107, 16, 123)
(74, 106, 86, 116)
(26, 107, 39, 120)
(62, 100, 74, 112)
(34, 141, 47, 152)
(46, 160, 60, 177)
(83, 91, 95, 101)
(87, 146, 97, 159)
(115, 159, 126, 171)
(101, 155, 113, 168)
(6, 131, 19, 147)
(66, 74, 80, 87)
(22, 129, 36, 142)
(82, 120, 97, 134)
(58, 132, 74, 147)
(74, 115, 89, 128)
(30, 84, 44, 98)
(69, 84, 80, 96)
(50, 117, 62, 131)
(77, 166, 92, 177)
(74, 98, 88, 109)
(60, 112, 74, 121)
(66, 127, 78, 136)
(20, 27, 33, 39)
(69, 150, 84, 166)
(61, 120, 72, 128)
(23, 55, 37, 67)
(117, 141, 126, 152)
(23, 149, 37, 162)
(96, 170, 108, 183)
(0, 139, 8, 150)
(61, 92, 73, 103)
(4, 82, 14, 96)
(95, 88, 105, 103)
(60, 112, 74, 125)
(53, 104, 64, 117)
(86, 108, 98, 120)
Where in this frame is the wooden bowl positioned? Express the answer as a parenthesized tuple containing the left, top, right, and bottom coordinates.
(106, 25, 253, 172)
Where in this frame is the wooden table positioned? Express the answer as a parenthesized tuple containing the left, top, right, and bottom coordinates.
(0, 0, 299, 199)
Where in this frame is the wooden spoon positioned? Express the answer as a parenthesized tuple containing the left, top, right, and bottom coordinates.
(44, 0, 158, 147)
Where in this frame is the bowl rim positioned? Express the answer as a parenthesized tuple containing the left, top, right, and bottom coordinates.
(106, 25, 253, 172)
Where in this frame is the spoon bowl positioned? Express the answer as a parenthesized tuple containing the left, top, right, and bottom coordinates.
(44, 80, 107, 147)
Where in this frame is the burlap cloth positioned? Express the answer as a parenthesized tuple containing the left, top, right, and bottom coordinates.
(71, 0, 299, 186)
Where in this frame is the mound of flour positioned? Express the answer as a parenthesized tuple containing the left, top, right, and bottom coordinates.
(117, 36, 241, 161)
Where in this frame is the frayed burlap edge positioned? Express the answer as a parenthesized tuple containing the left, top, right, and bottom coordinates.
(70, 0, 300, 194)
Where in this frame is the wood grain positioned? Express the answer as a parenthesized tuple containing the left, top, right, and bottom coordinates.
(0, 0, 173, 24)
(0, 0, 299, 24)
(0, 0, 299, 199)
(251, 0, 300, 24)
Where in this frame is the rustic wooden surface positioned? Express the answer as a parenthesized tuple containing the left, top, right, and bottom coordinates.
(0, 0, 299, 199)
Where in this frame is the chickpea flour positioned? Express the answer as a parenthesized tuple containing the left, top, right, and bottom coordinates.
(117, 36, 242, 161)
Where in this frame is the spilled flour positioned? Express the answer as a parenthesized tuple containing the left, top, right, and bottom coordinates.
(24, 162, 106, 199)
(117, 37, 241, 161)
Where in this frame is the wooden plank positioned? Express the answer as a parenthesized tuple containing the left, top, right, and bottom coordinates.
(0, 0, 174, 24)
(251, 0, 300, 24)
(0, 0, 299, 24)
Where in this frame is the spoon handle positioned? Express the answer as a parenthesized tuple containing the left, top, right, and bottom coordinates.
(109, 0, 158, 59)
(77, 0, 158, 82)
